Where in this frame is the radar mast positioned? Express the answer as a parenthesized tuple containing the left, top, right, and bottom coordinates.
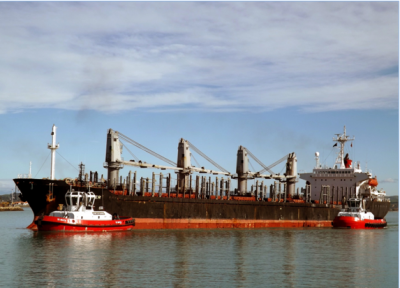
(333, 126, 354, 169)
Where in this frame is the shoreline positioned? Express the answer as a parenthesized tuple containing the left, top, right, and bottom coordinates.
(0, 206, 24, 212)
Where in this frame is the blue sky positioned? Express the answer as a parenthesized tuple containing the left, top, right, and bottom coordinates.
(0, 2, 398, 196)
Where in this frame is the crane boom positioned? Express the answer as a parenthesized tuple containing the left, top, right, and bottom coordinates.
(117, 160, 230, 176)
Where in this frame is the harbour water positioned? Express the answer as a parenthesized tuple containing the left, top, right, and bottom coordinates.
(0, 209, 398, 287)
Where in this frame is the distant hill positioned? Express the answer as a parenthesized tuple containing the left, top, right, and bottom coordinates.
(0, 193, 17, 202)
(388, 195, 398, 211)
(388, 195, 398, 203)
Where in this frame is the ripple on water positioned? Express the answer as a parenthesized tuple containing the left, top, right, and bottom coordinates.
(0, 210, 398, 287)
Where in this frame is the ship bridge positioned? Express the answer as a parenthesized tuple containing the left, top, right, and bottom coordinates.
(299, 126, 371, 203)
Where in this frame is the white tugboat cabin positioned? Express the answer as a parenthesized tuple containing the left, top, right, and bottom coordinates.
(50, 190, 113, 220)
(338, 198, 374, 221)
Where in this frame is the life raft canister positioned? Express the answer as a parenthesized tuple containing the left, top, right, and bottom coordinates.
(368, 177, 378, 187)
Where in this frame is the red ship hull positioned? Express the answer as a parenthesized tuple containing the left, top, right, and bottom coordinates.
(35, 217, 333, 230)
(129, 218, 333, 229)
(35, 216, 135, 232)
(332, 216, 387, 229)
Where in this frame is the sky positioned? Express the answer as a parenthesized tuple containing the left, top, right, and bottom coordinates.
(0, 2, 398, 196)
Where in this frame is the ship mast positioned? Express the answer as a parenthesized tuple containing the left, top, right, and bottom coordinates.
(47, 124, 60, 180)
(333, 126, 354, 169)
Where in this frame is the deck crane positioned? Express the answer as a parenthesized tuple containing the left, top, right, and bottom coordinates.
(232, 146, 297, 196)
(105, 129, 230, 189)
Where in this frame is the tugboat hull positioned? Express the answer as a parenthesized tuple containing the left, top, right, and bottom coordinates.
(332, 216, 387, 229)
(35, 215, 135, 232)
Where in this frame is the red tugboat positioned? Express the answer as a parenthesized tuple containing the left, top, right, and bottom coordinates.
(35, 190, 135, 232)
(332, 198, 387, 229)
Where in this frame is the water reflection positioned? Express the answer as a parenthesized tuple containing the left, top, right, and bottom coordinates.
(4, 212, 397, 287)
(172, 231, 189, 288)
(281, 230, 295, 288)
(233, 230, 246, 285)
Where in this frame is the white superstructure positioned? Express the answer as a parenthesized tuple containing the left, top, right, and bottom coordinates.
(300, 126, 386, 202)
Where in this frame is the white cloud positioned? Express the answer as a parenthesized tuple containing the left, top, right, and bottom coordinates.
(0, 2, 397, 114)
(381, 178, 398, 183)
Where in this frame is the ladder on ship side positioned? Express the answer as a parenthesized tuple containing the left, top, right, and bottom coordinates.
(320, 185, 330, 204)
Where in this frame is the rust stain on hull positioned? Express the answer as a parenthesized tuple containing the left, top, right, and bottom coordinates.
(131, 218, 333, 229)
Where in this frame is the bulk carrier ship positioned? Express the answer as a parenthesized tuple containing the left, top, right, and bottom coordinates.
(14, 125, 390, 230)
